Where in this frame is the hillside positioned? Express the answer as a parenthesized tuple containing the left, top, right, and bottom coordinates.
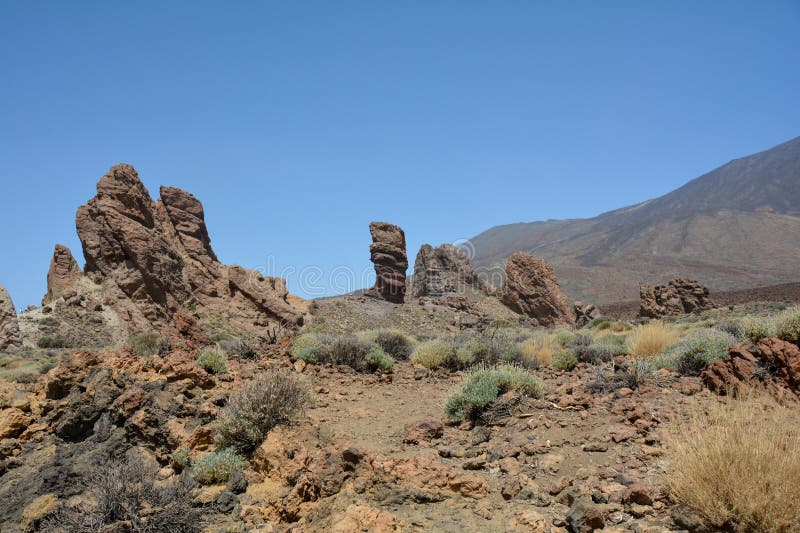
(470, 136, 800, 304)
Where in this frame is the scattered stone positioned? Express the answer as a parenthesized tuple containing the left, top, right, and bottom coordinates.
(403, 418, 444, 444)
(500, 252, 574, 326)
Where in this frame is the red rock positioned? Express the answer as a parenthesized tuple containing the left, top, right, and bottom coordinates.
(639, 279, 714, 318)
(42, 245, 82, 305)
(501, 252, 573, 327)
(0, 284, 21, 352)
(403, 418, 444, 444)
(411, 243, 487, 298)
(623, 483, 653, 506)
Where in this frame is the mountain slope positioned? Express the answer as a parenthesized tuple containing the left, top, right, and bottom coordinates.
(470, 136, 800, 304)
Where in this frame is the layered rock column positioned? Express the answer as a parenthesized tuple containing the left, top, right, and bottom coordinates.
(412, 243, 486, 298)
(500, 252, 573, 327)
(365, 222, 408, 303)
(42, 244, 82, 305)
(0, 285, 22, 351)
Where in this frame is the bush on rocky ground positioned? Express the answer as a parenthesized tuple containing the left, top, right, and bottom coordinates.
(444, 364, 544, 421)
(221, 337, 260, 360)
(289, 333, 394, 372)
(214, 369, 308, 454)
(411, 339, 457, 369)
(41, 456, 199, 532)
(357, 329, 415, 360)
(665, 390, 800, 532)
(651, 329, 736, 375)
(129, 331, 170, 357)
(594, 332, 629, 356)
(568, 333, 614, 364)
(774, 305, 800, 346)
(551, 349, 578, 371)
(518, 333, 557, 367)
(197, 346, 227, 374)
(193, 448, 243, 485)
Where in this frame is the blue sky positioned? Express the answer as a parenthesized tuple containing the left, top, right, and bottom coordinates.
(1, 1, 798, 308)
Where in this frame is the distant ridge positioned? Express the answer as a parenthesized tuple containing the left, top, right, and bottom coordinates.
(470, 136, 800, 304)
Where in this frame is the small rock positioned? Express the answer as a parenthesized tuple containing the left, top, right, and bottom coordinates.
(501, 478, 521, 500)
(566, 496, 606, 532)
(226, 468, 248, 494)
(583, 442, 608, 453)
(623, 483, 653, 506)
(403, 418, 444, 444)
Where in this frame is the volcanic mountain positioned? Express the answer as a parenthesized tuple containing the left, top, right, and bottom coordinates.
(470, 135, 800, 304)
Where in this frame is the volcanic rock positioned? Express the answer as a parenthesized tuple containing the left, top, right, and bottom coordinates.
(702, 338, 800, 401)
(500, 252, 573, 327)
(74, 164, 302, 335)
(0, 285, 22, 352)
(411, 243, 486, 298)
(574, 301, 600, 328)
(42, 245, 82, 305)
(638, 279, 714, 318)
(365, 222, 407, 303)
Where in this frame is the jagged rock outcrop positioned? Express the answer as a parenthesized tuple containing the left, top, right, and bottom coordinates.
(638, 279, 714, 318)
(574, 301, 600, 328)
(365, 222, 407, 304)
(702, 338, 800, 402)
(0, 285, 22, 351)
(42, 245, 82, 305)
(500, 253, 573, 327)
(411, 244, 486, 298)
(74, 164, 302, 335)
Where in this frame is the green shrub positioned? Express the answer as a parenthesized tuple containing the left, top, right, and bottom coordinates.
(170, 447, 191, 471)
(595, 333, 629, 356)
(37, 335, 70, 349)
(654, 329, 736, 375)
(358, 329, 414, 360)
(553, 329, 576, 347)
(740, 317, 775, 343)
(130, 332, 169, 357)
(193, 449, 243, 485)
(714, 320, 742, 339)
(214, 369, 308, 454)
(587, 317, 614, 330)
(444, 364, 544, 421)
(197, 347, 227, 374)
(365, 345, 394, 371)
(289, 333, 322, 360)
(774, 306, 800, 346)
(411, 339, 456, 369)
(222, 338, 259, 360)
(551, 349, 578, 371)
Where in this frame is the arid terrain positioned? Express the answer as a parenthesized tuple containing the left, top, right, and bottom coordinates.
(1, 165, 799, 533)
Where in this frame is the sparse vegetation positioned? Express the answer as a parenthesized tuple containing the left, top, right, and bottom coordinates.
(665, 391, 800, 532)
(652, 329, 735, 375)
(774, 305, 800, 345)
(739, 316, 774, 343)
(222, 337, 260, 360)
(289, 333, 395, 372)
(193, 448, 243, 485)
(197, 346, 227, 374)
(129, 331, 169, 357)
(594, 333, 628, 356)
(365, 344, 394, 371)
(444, 364, 544, 421)
(550, 349, 578, 371)
(214, 369, 308, 454)
(358, 329, 414, 360)
(627, 322, 680, 357)
(41, 456, 199, 532)
(519, 334, 557, 367)
(170, 447, 191, 472)
(411, 339, 457, 370)
(37, 335, 70, 349)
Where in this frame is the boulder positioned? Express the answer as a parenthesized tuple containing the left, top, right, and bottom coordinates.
(639, 279, 714, 318)
(42, 245, 82, 305)
(702, 338, 800, 401)
(574, 301, 600, 328)
(365, 222, 407, 303)
(0, 285, 21, 352)
(411, 243, 486, 298)
(500, 253, 573, 327)
(74, 164, 302, 335)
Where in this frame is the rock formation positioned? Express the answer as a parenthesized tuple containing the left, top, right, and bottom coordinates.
(73, 164, 302, 334)
(638, 279, 714, 318)
(411, 244, 486, 298)
(574, 301, 600, 328)
(500, 252, 573, 327)
(0, 285, 22, 351)
(42, 244, 82, 305)
(365, 222, 407, 303)
(702, 338, 800, 402)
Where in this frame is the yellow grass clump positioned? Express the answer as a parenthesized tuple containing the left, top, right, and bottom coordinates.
(627, 322, 679, 357)
(664, 390, 800, 532)
(519, 334, 557, 367)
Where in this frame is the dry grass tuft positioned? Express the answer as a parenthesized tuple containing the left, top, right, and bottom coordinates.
(627, 322, 680, 357)
(664, 390, 800, 532)
(519, 334, 557, 367)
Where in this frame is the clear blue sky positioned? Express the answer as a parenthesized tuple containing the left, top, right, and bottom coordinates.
(1, 1, 799, 308)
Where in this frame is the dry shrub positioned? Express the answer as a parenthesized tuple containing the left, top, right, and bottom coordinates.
(214, 369, 308, 454)
(41, 455, 198, 532)
(664, 390, 800, 532)
(519, 334, 556, 367)
(627, 322, 680, 357)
